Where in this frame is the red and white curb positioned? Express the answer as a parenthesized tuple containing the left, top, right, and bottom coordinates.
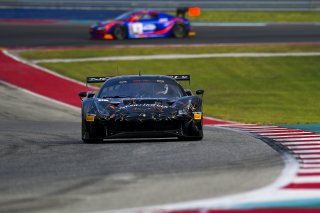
(217, 123, 320, 190)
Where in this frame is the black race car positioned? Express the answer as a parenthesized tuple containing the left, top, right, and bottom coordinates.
(79, 75, 204, 143)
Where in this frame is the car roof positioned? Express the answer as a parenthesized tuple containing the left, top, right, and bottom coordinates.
(131, 9, 160, 15)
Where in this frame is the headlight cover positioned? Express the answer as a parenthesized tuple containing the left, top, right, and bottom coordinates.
(94, 100, 111, 117)
(172, 98, 192, 115)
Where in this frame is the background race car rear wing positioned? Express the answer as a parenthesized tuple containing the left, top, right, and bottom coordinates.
(176, 8, 188, 18)
(176, 7, 200, 18)
(86, 75, 190, 85)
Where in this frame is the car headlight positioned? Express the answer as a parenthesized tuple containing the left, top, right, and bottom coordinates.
(94, 100, 110, 116)
(175, 99, 191, 115)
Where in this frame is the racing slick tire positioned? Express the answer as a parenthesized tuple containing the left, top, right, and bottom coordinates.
(81, 119, 104, 143)
(112, 25, 128, 40)
(172, 23, 187, 38)
(178, 120, 203, 141)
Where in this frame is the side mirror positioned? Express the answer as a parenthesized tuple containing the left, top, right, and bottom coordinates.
(79, 91, 87, 98)
(196, 89, 204, 95)
(79, 91, 87, 101)
(184, 89, 192, 96)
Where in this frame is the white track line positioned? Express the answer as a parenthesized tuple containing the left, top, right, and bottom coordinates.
(282, 141, 320, 145)
(292, 176, 320, 183)
(288, 145, 320, 149)
(259, 132, 313, 136)
(292, 150, 320, 154)
(301, 159, 320, 163)
(268, 135, 319, 139)
(298, 169, 320, 173)
(248, 129, 300, 133)
(275, 137, 320, 142)
(31, 52, 320, 64)
(300, 164, 320, 168)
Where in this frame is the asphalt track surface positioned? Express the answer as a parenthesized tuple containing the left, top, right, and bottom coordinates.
(0, 22, 320, 48)
(0, 82, 284, 213)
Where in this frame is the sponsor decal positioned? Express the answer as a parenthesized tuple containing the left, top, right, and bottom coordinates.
(119, 103, 169, 109)
(97, 99, 110, 102)
(143, 24, 156, 31)
(86, 115, 95, 122)
(159, 18, 168, 23)
(193, 112, 202, 120)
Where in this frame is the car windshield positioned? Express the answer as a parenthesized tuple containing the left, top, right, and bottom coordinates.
(99, 79, 184, 99)
(115, 12, 133, 21)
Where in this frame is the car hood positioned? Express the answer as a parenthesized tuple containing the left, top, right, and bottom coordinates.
(93, 97, 194, 122)
(95, 97, 178, 109)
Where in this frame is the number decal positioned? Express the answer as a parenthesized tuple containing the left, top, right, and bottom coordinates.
(131, 23, 143, 34)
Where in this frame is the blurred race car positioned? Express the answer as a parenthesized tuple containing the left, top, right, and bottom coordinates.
(89, 8, 195, 40)
(79, 75, 204, 143)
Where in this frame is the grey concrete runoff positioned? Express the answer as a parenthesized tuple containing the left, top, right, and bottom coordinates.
(0, 82, 283, 213)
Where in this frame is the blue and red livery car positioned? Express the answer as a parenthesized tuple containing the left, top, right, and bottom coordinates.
(89, 9, 195, 40)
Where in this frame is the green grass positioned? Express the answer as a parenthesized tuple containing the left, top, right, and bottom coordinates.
(186, 11, 320, 23)
(21, 44, 320, 60)
(38, 56, 320, 124)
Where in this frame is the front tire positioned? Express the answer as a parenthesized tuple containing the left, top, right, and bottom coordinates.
(112, 25, 127, 40)
(178, 120, 203, 141)
(82, 119, 104, 143)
